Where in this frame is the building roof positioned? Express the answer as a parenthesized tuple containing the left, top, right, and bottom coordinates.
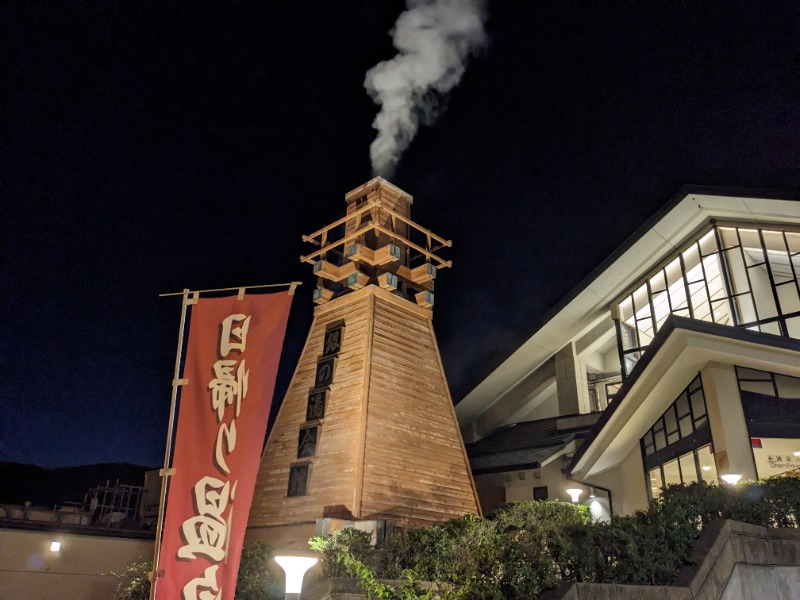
(466, 414, 597, 474)
(456, 186, 800, 426)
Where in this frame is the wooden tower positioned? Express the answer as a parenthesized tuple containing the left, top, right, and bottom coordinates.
(247, 178, 480, 548)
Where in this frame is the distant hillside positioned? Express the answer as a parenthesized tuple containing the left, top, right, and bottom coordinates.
(0, 462, 155, 508)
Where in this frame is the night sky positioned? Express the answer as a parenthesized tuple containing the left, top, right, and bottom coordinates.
(2, 2, 798, 469)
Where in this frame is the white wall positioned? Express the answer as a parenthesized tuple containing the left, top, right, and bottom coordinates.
(0, 528, 153, 600)
(585, 445, 649, 516)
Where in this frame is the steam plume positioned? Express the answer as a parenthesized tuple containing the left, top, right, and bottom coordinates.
(365, 0, 487, 178)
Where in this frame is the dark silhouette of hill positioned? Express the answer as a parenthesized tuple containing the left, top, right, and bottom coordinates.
(0, 462, 155, 508)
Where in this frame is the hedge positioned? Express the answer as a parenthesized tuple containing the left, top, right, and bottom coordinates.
(311, 477, 800, 600)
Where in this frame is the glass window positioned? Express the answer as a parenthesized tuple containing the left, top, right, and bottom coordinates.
(738, 367, 800, 428)
(751, 438, 800, 479)
(697, 445, 717, 481)
(642, 374, 708, 453)
(676, 392, 691, 418)
(776, 374, 800, 399)
(649, 467, 664, 498)
(665, 407, 679, 445)
(642, 375, 713, 499)
(533, 486, 548, 501)
(643, 431, 655, 455)
(662, 458, 682, 486)
(679, 452, 698, 484)
(690, 389, 707, 422)
(615, 224, 800, 378)
(679, 415, 693, 438)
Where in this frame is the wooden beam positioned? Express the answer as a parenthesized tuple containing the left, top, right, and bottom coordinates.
(300, 224, 376, 264)
(301, 201, 377, 244)
(379, 205, 452, 248)
(374, 224, 452, 269)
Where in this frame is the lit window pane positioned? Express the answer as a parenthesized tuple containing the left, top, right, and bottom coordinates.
(637, 319, 654, 345)
(650, 271, 667, 294)
(652, 289, 672, 329)
(633, 285, 651, 317)
(689, 281, 711, 322)
(724, 249, 751, 303)
(679, 452, 698, 484)
(786, 232, 800, 254)
(733, 293, 757, 325)
(718, 227, 739, 249)
(740, 230, 763, 265)
(679, 416, 693, 437)
(762, 230, 787, 253)
(619, 297, 635, 324)
(751, 437, 800, 479)
(697, 445, 717, 481)
(649, 468, 663, 498)
(662, 458, 681, 486)
(787, 316, 800, 339)
(698, 229, 718, 256)
(683, 245, 701, 272)
(776, 281, 800, 315)
(711, 298, 733, 326)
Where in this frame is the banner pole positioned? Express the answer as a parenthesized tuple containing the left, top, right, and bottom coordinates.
(149, 289, 192, 600)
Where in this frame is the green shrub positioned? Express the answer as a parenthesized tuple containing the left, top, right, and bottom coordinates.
(112, 560, 152, 600)
(310, 526, 373, 577)
(312, 477, 800, 599)
(235, 541, 280, 600)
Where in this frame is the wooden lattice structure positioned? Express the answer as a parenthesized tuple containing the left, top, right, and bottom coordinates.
(301, 178, 452, 310)
(247, 178, 480, 549)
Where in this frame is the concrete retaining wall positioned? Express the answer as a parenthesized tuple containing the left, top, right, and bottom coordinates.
(0, 525, 154, 600)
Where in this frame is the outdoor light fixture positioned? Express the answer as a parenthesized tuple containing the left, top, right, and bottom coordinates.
(566, 488, 583, 502)
(794, 451, 800, 457)
(275, 553, 318, 599)
(589, 487, 596, 498)
(50, 541, 61, 552)
(720, 473, 742, 485)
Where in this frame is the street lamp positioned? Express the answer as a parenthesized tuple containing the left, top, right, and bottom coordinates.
(720, 473, 741, 485)
(566, 488, 583, 503)
(274, 552, 318, 600)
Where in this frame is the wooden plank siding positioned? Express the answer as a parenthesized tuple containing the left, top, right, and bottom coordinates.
(248, 285, 480, 540)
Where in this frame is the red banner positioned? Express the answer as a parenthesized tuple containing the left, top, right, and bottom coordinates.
(156, 291, 293, 600)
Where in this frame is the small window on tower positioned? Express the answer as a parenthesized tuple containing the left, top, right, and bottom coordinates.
(533, 486, 548, 501)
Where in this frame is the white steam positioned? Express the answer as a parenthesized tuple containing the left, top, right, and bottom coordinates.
(365, 0, 487, 178)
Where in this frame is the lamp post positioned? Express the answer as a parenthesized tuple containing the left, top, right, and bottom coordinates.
(566, 488, 583, 503)
(274, 551, 318, 600)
